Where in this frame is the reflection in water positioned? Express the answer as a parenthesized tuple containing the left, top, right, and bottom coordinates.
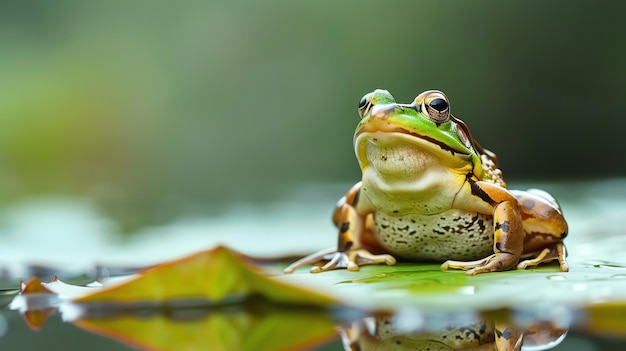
(339, 313, 567, 351)
(61, 298, 339, 351)
(0, 314, 7, 337)
(8, 287, 571, 351)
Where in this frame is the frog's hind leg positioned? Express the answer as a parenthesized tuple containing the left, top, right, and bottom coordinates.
(517, 242, 568, 272)
(524, 188, 562, 211)
(512, 188, 568, 272)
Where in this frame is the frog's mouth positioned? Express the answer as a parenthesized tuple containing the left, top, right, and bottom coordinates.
(355, 131, 473, 178)
(355, 118, 470, 158)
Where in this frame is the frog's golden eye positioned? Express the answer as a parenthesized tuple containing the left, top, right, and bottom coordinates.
(429, 98, 448, 114)
(358, 92, 374, 119)
(416, 91, 450, 124)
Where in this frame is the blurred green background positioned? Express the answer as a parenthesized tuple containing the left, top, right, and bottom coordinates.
(0, 1, 625, 230)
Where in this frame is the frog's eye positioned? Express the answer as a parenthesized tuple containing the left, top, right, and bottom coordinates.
(429, 98, 448, 113)
(418, 91, 450, 124)
(358, 92, 374, 119)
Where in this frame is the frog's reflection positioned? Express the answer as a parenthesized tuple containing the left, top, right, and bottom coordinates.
(338, 314, 568, 351)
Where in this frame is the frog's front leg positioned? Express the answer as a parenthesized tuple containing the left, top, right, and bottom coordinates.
(284, 182, 396, 274)
(442, 181, 524, 276)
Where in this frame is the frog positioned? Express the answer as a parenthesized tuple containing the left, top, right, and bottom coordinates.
(284, 89, 568, 276)
(339, 314, 568, 351)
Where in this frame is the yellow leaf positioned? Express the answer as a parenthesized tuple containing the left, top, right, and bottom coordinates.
(17, 277, 57, 330)
(73, 246, 337, 307)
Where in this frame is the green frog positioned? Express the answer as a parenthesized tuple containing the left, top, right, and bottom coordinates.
(285, 89, 568, 275)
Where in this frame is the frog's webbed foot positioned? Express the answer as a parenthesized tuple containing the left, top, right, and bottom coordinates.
(283, 247, 396, 274)
(441, 253, 519, 276)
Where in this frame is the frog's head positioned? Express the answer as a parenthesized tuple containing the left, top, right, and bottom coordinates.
(354, 89, 488, 182)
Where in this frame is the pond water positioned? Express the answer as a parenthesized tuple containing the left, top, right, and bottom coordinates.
(1, 180, 625, 350)
(2, 297, 625, 351)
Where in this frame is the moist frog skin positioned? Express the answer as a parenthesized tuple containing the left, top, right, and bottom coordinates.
(285, 89, 568, 276)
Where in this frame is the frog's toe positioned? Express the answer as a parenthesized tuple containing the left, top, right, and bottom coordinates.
(283, 247, 337, 274)
(284, 248, 396, 274)
(441, 257, 489, 271)
(518, 257, 569, 272)
(558, 259, 569, 272)
(311, 252, 350, 273)
(465, 253, 519, 276)
(517, 243, 569, 272)
(351, 249, 396, 266)
(442, 253, 519, 275)
(311, 250, 396, 273)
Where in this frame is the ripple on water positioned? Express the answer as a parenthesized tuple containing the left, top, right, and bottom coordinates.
(546, 275, 566, 281)
(583, 260, 626, 270)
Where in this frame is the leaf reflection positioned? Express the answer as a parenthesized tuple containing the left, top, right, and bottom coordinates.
(69, 299, 338, 351)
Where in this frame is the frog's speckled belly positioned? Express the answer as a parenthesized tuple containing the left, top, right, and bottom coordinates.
(374, 210, 494, 261)
(375, 316, 493, 348)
